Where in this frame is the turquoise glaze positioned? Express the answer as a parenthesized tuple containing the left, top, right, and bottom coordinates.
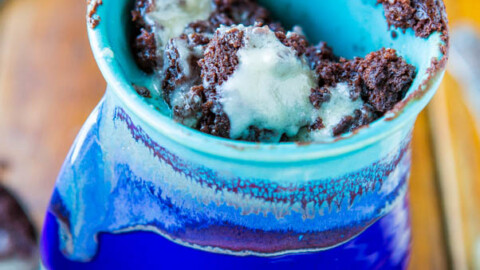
(41, 0, 447, 269)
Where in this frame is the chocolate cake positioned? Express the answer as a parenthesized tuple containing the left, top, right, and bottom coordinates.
(129, 0, 447, 142)
(379, 0, 448, 39)
(87, 0, 103, 29)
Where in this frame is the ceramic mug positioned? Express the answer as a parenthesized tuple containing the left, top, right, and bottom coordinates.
(40, 0, 448, 269)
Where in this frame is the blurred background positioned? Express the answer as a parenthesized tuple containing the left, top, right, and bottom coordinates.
(0, 0, 479, 269)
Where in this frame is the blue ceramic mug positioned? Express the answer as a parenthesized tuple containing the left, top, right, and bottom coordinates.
(40, 0, 448, 269)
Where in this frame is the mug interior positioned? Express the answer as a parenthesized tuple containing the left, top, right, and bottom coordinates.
(87, 0, 447, 161)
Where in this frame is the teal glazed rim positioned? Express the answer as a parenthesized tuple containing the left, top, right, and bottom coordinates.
(86, 0, 448, 162)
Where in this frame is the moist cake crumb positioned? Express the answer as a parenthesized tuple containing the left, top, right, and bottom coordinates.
(358, 48, 417, 113)
(195, 26, 245, 138)
(87, 0, 103, 29)
(379, 0, 448, 39)
(162, 34, 208, 105)
(310, 88, 332, 109)
(132, 0, 158, 72)
(196, 25, 317, 141)
(133, 28, 158, 73)
(133, 84, 152, 98)
(129, 0, 447, 142)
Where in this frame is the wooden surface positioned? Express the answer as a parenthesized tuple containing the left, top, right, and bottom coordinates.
(0, 0, 479, 269)
(0, 0, 105, 226)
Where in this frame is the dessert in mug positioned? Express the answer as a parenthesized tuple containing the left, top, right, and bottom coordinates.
(130, 0, 446, 142)
(40, 0, 448, 269)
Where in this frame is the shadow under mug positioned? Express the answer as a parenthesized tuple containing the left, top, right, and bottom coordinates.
(40, 0, 448, 269)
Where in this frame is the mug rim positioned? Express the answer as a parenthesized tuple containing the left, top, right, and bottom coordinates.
(86, 0, 447, 162)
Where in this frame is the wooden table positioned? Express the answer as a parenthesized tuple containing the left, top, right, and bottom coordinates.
(0, 0, 479, 269)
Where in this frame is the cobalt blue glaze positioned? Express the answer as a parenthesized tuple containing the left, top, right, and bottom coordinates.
(40, 0, 447, 269)
(41, 193, 411, 270)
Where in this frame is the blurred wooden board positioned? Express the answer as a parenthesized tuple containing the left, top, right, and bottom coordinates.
(428, 75, 480, 270)
(409, 112, 449, 269)
(430, 1, 480, 269)
(0, 0, 105, 226)
(0, 0, 479, 269)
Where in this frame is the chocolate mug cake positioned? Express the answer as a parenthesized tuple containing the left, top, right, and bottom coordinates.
(128, 0, 447, 142)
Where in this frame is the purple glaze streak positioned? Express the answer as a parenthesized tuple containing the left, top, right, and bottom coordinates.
(113, 107, 409, 212)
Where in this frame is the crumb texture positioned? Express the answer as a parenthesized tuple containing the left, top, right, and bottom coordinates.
(379, 0, 448, 38)
(209, 26, 316, 141)
(128, 0, 439, 142)
(358, 48, 417, 113)
(87, 0, 103, 29)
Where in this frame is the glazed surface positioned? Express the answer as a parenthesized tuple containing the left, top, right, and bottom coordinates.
(46, 91, 413, 261)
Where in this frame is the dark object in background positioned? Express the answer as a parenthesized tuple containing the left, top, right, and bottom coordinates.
(0, 169, 38, 269)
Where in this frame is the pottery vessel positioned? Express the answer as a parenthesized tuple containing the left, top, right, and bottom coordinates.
(40, 0, 448, 269)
